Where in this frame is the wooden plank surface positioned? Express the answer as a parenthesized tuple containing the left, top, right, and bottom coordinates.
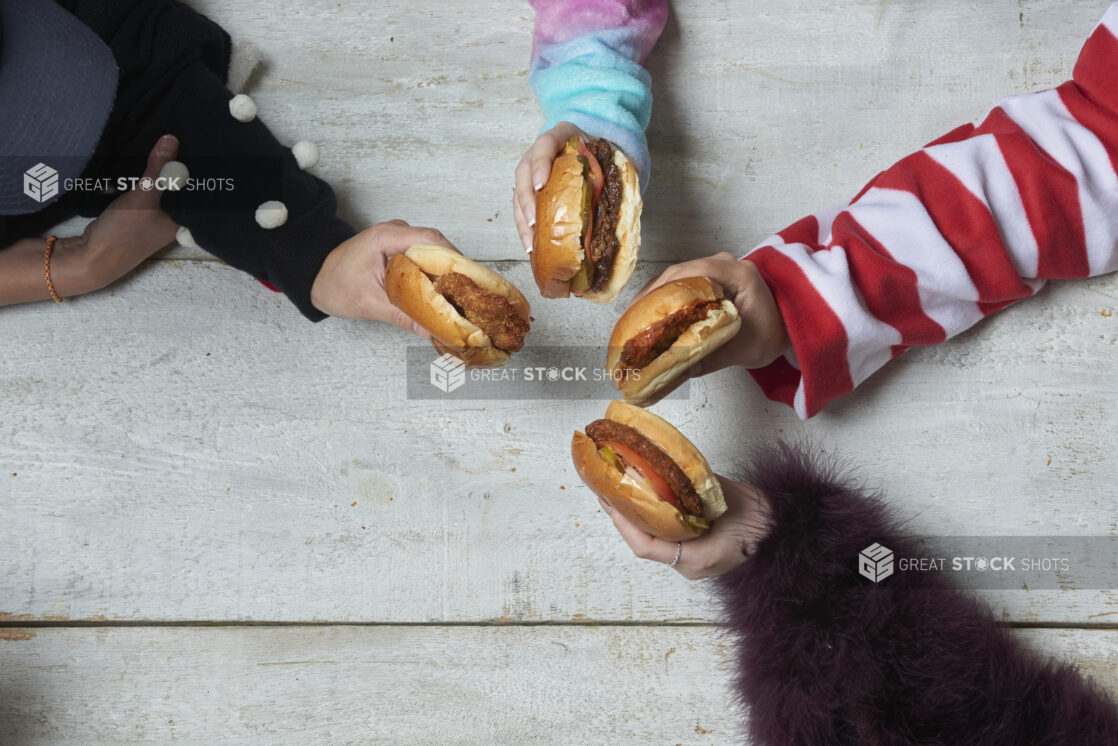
(2, 261, 1115, 623)
(143, 0, 1106, 263)
(1, 626, 1116, 745)
(3, 1, 1116, 741)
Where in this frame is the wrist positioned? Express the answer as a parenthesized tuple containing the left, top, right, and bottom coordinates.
(740, 488, 774, 558)
(48, 235, 94, 296)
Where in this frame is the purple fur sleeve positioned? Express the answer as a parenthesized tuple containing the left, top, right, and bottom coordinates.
(713, 444, 1118, 745)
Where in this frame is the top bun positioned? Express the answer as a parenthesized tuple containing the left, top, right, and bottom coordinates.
(531, 141, 641, 304)
(385, 244, 530, 368)
(531, 147, 586, 299)
(606, 277, 741, 404)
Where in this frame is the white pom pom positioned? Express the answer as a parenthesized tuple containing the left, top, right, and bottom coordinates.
(159, 160, 189, 191)
(229, 94, 258, 122)
(176, 226, 198, 248)
(292, 141, 320, 170)
(226, 40, 263, 95)
(255, 200, 288, 229)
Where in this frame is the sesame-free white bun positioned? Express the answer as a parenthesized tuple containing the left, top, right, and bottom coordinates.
(607, 277, 741, 404)
(385, 244, 531, 368)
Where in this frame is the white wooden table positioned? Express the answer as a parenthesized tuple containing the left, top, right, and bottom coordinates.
(2, 1, 1117, 742)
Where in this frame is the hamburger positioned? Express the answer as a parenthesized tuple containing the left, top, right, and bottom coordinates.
(385, 244, 531, 368)
(532, 137, 641, 303)
(608, 277, 741, 404)
(572, 400, 727, 541)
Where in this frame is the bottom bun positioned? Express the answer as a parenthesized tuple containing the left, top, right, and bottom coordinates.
(571, 430, 705, 542)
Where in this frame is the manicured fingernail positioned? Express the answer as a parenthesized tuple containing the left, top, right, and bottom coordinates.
(527, 216, 535, 228)
(533, 179, 544, 191)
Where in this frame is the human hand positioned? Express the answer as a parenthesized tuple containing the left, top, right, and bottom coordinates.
(626, 254, 789, 387)
(512, 121, 591, 254)
(49, 134, 181, 297)
(310, 219, 458, 337)
(597, 476, 772, 580)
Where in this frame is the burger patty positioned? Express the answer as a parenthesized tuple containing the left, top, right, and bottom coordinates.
(619, 300, 722, 370)
(588, 138, 624, 293)
(584, 419, 703, 517)
(434, 272, 529, 352)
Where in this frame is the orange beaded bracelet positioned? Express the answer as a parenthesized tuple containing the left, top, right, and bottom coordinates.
(44, 235, 63, 304)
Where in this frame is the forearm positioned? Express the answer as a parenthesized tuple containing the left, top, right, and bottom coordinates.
(714, 444, 1118, 744)
(0, 239, 53, 306)
(529, 0, 667, 190)
(0, 238, 99, 306)
(745, 4, 1118, 418)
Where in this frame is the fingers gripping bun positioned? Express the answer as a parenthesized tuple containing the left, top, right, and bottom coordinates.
(385, 244, 530, 368)
(607, 277, 742, 404)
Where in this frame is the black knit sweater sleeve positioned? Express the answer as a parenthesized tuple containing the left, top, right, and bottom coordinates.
(53, 0, 356, 320)
(714, 444, 1118, 745)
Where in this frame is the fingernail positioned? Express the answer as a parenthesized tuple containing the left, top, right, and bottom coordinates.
(527, 217, 536, 228)
(533, 179, 544, 192)
(156, 135, 177, 156)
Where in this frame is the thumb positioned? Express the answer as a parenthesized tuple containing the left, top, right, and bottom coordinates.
(137, 134, 180, 202)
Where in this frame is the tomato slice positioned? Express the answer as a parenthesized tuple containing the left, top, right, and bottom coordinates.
(599, 440, 683, 512)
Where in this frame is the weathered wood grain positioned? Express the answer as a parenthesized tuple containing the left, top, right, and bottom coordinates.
(2, 260, 1114, 623)
(118, 0, 1106, 262)
(0, 625, 1115, 745)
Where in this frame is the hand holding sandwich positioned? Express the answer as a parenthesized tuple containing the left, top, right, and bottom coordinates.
(598, 476, 772, 581)
(311, 219, 457, 337)
(625, 253, 789, 383)
(513, 122, 589, 254)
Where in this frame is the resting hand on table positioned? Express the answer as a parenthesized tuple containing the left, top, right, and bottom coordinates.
(599, 476, 773, 580)
(512, 121, 591, 254)
(0, 134, 182, 306)
(310, 219, 459, 338)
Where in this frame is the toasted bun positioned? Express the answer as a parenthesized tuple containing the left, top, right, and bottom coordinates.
(385, 244, 530, 368)
(531, 142, 641, 303)
(607, 277, 741, 404)
(571, 401, 727, 541)
(531, 146, 586, 299)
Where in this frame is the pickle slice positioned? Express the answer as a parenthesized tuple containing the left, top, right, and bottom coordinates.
(681, 514, 710, 531)
(597, 445, 622, 472)
(571, 260, 593, 292)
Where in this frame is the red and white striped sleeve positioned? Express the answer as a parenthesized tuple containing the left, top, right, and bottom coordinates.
(745, 3, 1118, 419)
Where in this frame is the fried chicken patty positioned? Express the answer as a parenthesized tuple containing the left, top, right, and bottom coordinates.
(434, 272, 529, 352)
(619, 300, 722, 370)
(584, 418, 703, 516)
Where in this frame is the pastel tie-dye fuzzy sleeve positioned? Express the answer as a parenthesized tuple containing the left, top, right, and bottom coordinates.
(529, 0, 667, 191)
